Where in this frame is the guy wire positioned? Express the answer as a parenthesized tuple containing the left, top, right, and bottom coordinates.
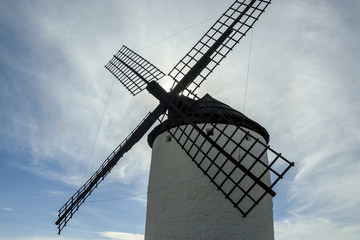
(243, 28, 254, 113)
(82, 78, 115, 184)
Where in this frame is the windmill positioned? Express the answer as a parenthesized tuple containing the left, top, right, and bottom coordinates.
(55, 0, 294, 236)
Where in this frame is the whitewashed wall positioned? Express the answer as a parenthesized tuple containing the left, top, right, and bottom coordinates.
(145, 124, 274, 240)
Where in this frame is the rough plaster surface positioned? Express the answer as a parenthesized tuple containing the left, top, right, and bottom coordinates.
(145, 125, 274, 240)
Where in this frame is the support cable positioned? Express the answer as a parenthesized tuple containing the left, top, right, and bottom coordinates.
(82, 78, 115, 183)
(243, 28, 254, 113)
(137, 14, 221, 52)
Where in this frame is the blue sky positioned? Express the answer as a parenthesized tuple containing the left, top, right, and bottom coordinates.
(1, 0, 360, 239)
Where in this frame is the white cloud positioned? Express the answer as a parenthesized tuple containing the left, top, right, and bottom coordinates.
(2, 207, 12, 211)
(0, 237, 82, 240)
(100, 231, 144, 240)
(275, 217, 360, 240)
(288, 148, 360, 223)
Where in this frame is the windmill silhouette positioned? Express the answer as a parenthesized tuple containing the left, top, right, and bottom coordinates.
(55, 0, 294, 235)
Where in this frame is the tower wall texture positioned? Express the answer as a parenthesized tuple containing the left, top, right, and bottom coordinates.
(145, 124, 274, 240)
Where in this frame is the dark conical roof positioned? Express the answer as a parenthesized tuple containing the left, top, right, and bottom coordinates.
(147, 94, 269, 147)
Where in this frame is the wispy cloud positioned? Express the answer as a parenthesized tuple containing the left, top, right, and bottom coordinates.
(275, 217, 360, 240)
(0, 237, 84, 240)
(2, 207, 13, 212)
(240, 1, 360, 239)
(288, 148, 360, 223)
(0, 0, 156, 190)
(100, 232, 144, 240)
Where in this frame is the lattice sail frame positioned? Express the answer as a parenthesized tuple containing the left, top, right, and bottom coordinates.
(157, 95, 294, 216)
(169, 0, 271, 98)
(106, 45, 165, 96)
(56, 81, 166, 234)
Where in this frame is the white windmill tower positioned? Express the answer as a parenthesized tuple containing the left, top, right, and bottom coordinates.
(55, 0, 294, 238)
(145, 95, 274, 240)
(146, 94, 275, 239)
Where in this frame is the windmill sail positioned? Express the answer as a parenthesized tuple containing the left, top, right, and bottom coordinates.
(149, 93, 294, 217)
(169, 0, 271, 98)
(106, 45, 165, 96)
(55, 105, 166, 234)
(159, 95, 293, 216)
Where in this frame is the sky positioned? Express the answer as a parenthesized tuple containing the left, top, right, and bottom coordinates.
(0, 0, 359, 239)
